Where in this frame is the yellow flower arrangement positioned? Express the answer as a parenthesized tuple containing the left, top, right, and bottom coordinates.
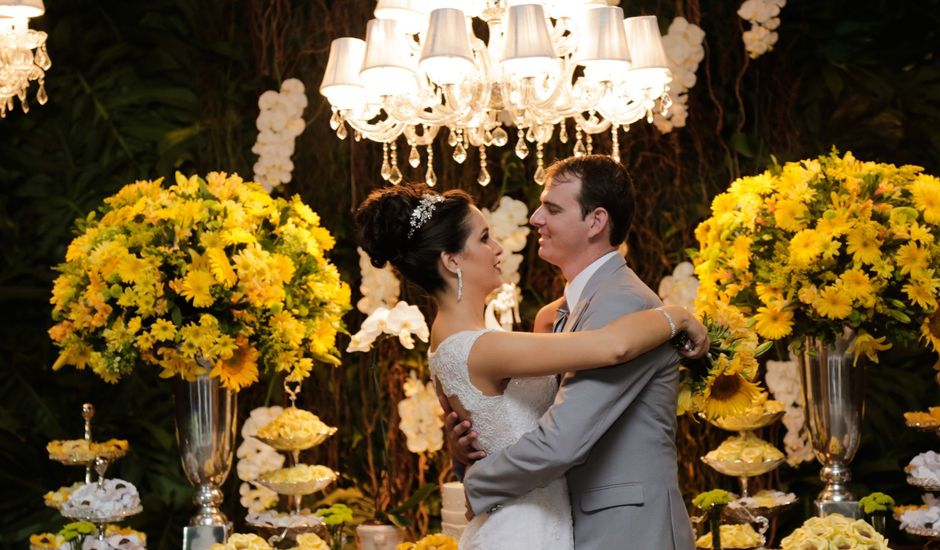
(779, 514, 888, 549)
(693, 151, 940, 363)
(49, 172, 350, 391)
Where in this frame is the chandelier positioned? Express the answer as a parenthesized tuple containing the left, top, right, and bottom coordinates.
(0, 0, 51, 118)
(319, 1, 671, 186)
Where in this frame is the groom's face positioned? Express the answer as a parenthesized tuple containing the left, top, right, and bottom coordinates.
(529, 173, 590, 269)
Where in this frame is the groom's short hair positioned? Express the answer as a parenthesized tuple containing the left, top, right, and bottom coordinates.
(544, 154, 636, 246)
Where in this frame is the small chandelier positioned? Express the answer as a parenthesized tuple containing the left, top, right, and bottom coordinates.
(319, 1, 671, 186)
(0, 0, 51, 118)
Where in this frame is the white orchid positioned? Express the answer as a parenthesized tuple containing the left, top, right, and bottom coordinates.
(481, 197, 530, 310)
(347, 301, 429, 352)
(654, 17, 706, 133)
(485, 283, 521, 331)
(252, 78, 307, 192)
(239, 482, 279, 514)
(738, 0, 786, 58)
(397, 372, 445, 454)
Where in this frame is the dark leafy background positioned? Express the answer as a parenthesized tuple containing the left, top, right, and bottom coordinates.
(1, 0, 939, 547)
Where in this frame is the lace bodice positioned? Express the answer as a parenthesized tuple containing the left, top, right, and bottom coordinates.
(428, 329, 559, 454)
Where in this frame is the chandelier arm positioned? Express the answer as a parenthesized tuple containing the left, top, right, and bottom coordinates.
(403, 125, 441, 147)
(344, 115, 407, 142)
(572, 113, 612, 135)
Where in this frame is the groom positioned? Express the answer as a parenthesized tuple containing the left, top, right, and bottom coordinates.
(449, 154, 694, 550)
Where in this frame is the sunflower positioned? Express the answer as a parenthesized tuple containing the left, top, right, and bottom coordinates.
(210, 336, 259, 391)
(921, 311, 940, 352)
(701, 371, 765, 420)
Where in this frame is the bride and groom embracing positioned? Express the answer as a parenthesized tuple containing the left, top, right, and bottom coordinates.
(356, 155, 707, 550)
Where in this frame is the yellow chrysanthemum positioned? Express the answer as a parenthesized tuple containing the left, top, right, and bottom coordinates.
(904, 278, 940, 310)
(774, 199, 808, 231)
(788, 229, 825, 267)
(839, 268, 873, 300)
(151, 318, 177, 341)
(701, 371, 765, 420)
(206, 247, 237, 288)
(816, 208, 853, 236)
(845, 224, 882, 264)
(210, 336, 259, 392)
(850, 331, 892, 365)
(179, 269, 215, 307)
(754, 303, 794, 340)
(910, 174, 940, 224)
(815, 285, 853, 319)
(896, 242, 931, 277)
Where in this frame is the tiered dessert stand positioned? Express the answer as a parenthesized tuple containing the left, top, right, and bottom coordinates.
(701, 404, 796, 548)
(901, 409, 940, 545)
(247, 382, 338, 548)
(47, 404, 140, 543)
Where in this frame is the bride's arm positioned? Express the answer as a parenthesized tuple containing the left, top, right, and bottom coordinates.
(533, 297, 565, 333)
(469, 304, 707, 379)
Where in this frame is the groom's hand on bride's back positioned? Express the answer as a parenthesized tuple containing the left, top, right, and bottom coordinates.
(439, 393, 487, 466)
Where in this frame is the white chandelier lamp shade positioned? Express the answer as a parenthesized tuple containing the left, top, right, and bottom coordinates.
(500, 4, 556, 80)
(419, 8, 474, 86)
(320, 37, 367, 111)
(0, 0, 51, 118)
(320, 1, 673, 186)
(0, 0, 43, 18)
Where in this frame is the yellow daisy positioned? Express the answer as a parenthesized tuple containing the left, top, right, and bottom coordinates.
(815, 285, 853, 319)
(839, 268, 873, 300)
(903, 278, 939, 310)
(910, 174, 940, 224)
(179, 270, 215, 307)
(846, 223, 882, 264)
(206, 247, 237, 288)
(896, 242, 931, 277)
(754, 303, 794, 340)
(774, 199, 808, 231)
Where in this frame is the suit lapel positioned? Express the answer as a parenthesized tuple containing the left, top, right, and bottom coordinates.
(563, 254, 627, 333)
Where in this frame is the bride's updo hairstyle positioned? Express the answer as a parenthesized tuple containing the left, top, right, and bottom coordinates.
(356, 183, 473, 294)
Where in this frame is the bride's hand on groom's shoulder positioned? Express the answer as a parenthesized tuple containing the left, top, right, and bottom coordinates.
(464, 492, 475, 522)
(440, 393, 487, 465)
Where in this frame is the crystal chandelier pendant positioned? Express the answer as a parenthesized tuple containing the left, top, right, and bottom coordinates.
(611, 126, 620, 163)
(380, 143, 391, 181)
(389, 142, 402, 184)
(335, 122, 348, 140)
(514, 129, 529, 159)
(453, 142, 467, 163)
(534, 143, 546, 185)
(329, 110, 341, 130)
(586, 133, 593, 155)
(425, 145, 436, 187)
(573, 129, 586, 157)
(408, 144, 420, 168)
(477, 146, 490, 186)
(559, 124, 568, 144)
(492, 127, 508, 147)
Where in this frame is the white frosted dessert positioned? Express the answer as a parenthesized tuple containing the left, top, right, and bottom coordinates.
(62, 479, 141, 518)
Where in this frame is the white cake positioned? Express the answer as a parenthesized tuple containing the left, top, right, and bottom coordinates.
(441, 481, 469, 539)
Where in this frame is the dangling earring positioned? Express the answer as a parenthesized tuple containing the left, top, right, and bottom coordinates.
(456, 268, 463, 302)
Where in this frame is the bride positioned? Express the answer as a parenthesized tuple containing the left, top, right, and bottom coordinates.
(356, 183, 708, 550)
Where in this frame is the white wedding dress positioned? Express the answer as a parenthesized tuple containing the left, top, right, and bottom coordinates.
(429, 329, 574, 550)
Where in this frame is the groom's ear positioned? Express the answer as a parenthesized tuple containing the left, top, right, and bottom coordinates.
(440, 251, 460, 275)
(586, 207, 610, 239)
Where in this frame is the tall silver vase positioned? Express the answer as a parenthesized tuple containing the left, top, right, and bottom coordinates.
(798, 332, 865, 517)
(174, 371, 237, 548)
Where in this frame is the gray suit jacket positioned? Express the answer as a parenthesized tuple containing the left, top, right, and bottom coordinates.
(464, 254, 694, 550)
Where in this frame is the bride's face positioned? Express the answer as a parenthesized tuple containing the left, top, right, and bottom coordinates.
(458, 207, 504, 296)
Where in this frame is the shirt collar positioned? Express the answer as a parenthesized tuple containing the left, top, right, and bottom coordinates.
(564, 250, 620, 310)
